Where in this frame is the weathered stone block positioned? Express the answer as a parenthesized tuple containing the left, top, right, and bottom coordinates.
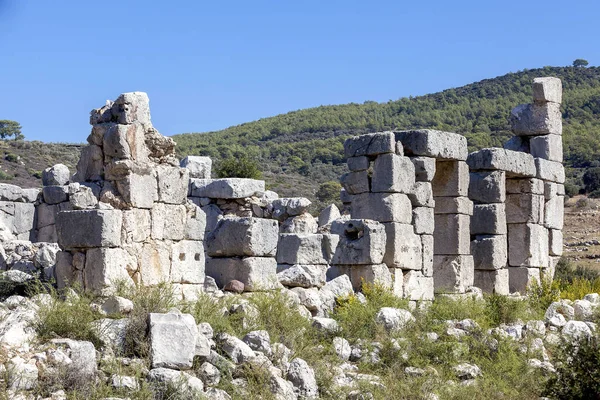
(149, 312, 197, 370)
(277, 233, 338, 265)
(103, 122, 149, 163)
(432, 161, 469, 197)
(281, 213, 318, 234)
(505, 178, 544, 194)
(383, 223, 422, 269)
(544, 182, 558, 200)
(189, 178, 265, 199)
(13, 203, 35, 235)
(57, 210, 122, 249)
(509, 267, 541, 294)
(138, 242, 171, 285)
(390, 268, 403, 297)
(351, 192, 412, 223)
(0, 183, 23, 201)
(433, 255, 474, 294)
(185, 202, 207, 241)
(347, 156, 369, 171)
(371, 154, 415, 194)
(340, 171, 369, 194)
(433, 214, 470, 255)
(403, 271, 434, 301)
(180, 156, 212, 179)
(171, 240, 205, 284)
(544, 195, 564, 230)
(510, 102, 562, 136)
(344, 132, 395, 158)
(83, 248, 135, 293)
(42, 164, 70, 186)
(122, 209, 151, 243)
(533, 77, 562, 104)
(271, 197, 312, 220)
(503, 136, 530, 153)
(116, 172, 158, 209)
(156, 166, 189, 204)
(471, 204, 506, 235)
(151, 203, 186, 241)
(422, 234, 434, 276)
(37, 225, 58, 243)
(434, 197, 473, 215)
(340, 189, 352, 204)
(535, 158, 565, 183)
(543, 257, 560, 281)
(410, 157, 436, 182)
(277, 264, 327, 288)
(505, 194, 544, 224)
(467, 148, 535, 177)
(205, 257, 278, 291)
(395, 130, 468, 161)
(43, 186, 68, 205)
(331, 219, 386, 265)
(408, 182, 434, 207)
(471, 235, 507, 270)
(113, 92, 151, 125)
(318, 204, 341, 227)
(549, 229, 563, 256)
(474, 269, 509, 295)
(206, 217, 278, 257)
(508, 224, 549, 267)
(469, 171, 505, 203)
(530, 135, 563, 162)
(350, 264, 392, 291)
(413, 207, 434, 235)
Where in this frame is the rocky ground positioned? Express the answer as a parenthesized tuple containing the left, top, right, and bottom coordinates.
(0, 274, 596, 399)
(563, 196, 600, 271)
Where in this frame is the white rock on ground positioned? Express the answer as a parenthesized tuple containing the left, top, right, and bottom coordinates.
(218, 332, 256, 364)
(149, 312, 197, 370)
(375, 307, 415, 332)
(286, 358, 318, 399)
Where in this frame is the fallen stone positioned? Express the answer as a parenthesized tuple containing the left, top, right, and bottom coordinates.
(149, 312, 198, 370)
(286, 358, 318, 398)
(218, 332, 256, 363)
(375, 307, 415, 331)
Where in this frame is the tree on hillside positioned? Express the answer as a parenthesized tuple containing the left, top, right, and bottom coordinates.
(0, 120, 24, 140)
(582, 167, 600, 194)
(573, 59, 589, 68)
(215, 155, 262, 179)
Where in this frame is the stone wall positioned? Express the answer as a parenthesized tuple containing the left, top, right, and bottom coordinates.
(0, 77, 565, 301)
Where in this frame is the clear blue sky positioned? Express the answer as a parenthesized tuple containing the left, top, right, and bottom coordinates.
(0, 0, 597, 143)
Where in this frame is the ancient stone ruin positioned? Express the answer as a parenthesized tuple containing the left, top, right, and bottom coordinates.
(0, 77, 564, 303)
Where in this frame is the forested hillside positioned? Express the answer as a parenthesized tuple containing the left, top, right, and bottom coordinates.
(174, 66, 600, 203)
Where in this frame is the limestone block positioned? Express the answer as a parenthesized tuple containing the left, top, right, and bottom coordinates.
(347, 156, 369, 171)
(469, 171, 505, 203)
(408, 182, 434, 207)
(55, 251, 75, 290)
(151, 203, 186, 241)
(434, 197, 473, 215)
(413, 207, 434, 235)
(390, 268, 403, 297)
(318, 204, 341, 227)
(510, 102, 562, 136)
(189, 178, 265, 199)
(543, 257, 560, 281)
(13, 203, 35, 235)
(432, 161, 469, 197)
(37, 225, 57, 243)
(206, 217, 278, 257)
(544, 182, 558, 200)
(331, 219, 386, 265)
(117, 171, 157, 209)
(403, 271, 434, 301)
(371, 154, 415, 194)
(506, 178, 544, 194)
(0, 183, 23, 201)
(422, 234, 434, 277)
(156, 166, 189, 204)
(57, 210, 122, 249)
(344, 132, 395, 158)
(351, 192, 412, 223)
(433, 255, 474, 294)
(185, 202, 206, 241)
(171, 240, 205, 284)
(533, 77, 562, 104)
(277, 233, 338, 265)
(471, 204, 506, 235)
(467, 148, 535, 177)
(277, 264, 327, 288)
(557, 184, 565, 196)
(544, 195, 564, 230)
(509, 267, 541, 294)
(394, 130, 468, 161)
(503, 136, 530, 153)
(42, 164, 70, 186)
(508, 224, 549, 267)
(505, 194, 544, 224)
(340, 189, 352, 204)
(530, 135, 563, 162)
(104, 122, 149, 163)
(350, 264, 392, 291)
(69, 185, 98, 210)
(202, 204, 223, 232)
(471, 235, 507, 270)
(138, 242, 172, 286)
(474, 269, 509, 295)
(340, 171, 369, 194)
(43, 186, 68, 205)
(205, 257, 278, 291)
(433, 214, 470, 255)
(83, 248, 135, 293)
(535, 158, 565, 183)
(113, 92, 151, 125)
(180, 156, 212, 179)
(549, 229, 563, 256)
(149, 312, 197, 370)
(383, 223, 422, 269)
(271, 197, 312, 220)
(410, 157, 436, 182)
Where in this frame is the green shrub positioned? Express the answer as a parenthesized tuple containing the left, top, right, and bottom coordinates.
(526, 278, 561, 316)
(0, 170, 13, 180)
(4, 153, 18, 162)
(485, 294, 538, 325)
(215, 155, 262, 179)
(186, 293, 242, 336)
